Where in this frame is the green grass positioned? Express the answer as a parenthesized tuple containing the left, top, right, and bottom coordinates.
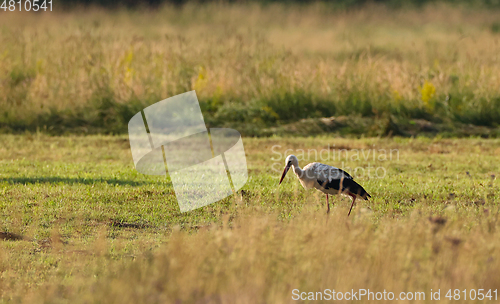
(0, 134, 499, 302)
(1, 4, 500, 136)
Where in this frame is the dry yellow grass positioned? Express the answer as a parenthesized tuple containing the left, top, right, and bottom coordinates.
(0, 4, 500, 133)
(2, 209, 500, 303)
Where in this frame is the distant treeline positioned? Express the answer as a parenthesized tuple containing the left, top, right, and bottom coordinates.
(60, 0, 500, 8)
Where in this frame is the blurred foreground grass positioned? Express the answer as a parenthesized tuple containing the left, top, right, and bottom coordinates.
(0, 4, 500, 136)
(0, 135, 499, 302)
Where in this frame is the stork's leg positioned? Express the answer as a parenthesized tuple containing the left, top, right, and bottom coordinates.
(348, 193, 356, 216)
(326, 194, 330, 214)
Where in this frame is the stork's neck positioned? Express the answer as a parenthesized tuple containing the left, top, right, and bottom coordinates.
(292, 164, 304, 177)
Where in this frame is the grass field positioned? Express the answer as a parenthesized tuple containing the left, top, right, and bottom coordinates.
(1, 4, 500, 135)
(1, 2, 500, 302)
(0, 134, 499, 303)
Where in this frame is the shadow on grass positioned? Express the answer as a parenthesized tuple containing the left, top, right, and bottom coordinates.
(0, 177, 152, 187)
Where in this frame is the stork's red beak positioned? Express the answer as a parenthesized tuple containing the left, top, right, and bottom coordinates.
(279, 163, 292, 185)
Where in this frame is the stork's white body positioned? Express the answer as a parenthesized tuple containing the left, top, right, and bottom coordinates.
(293, 162, 352, 195)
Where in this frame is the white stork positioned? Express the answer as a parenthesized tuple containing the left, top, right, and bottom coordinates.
(279, 155, 371, 216)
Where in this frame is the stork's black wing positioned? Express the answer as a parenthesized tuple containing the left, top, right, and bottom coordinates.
(316, 177, 371, 200)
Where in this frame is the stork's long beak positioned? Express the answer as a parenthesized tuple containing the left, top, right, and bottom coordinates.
(279, 162, 292, 185)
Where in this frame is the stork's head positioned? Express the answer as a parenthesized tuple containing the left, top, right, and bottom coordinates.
(279, 155, 299, 185)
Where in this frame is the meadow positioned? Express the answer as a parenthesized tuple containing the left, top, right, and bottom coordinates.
(0, 3, 500, 136)
(1, 2, 500, 303)
(0, 134, 499, 303)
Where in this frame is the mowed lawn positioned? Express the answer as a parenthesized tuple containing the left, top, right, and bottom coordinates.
(0, 134, 499, 303)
